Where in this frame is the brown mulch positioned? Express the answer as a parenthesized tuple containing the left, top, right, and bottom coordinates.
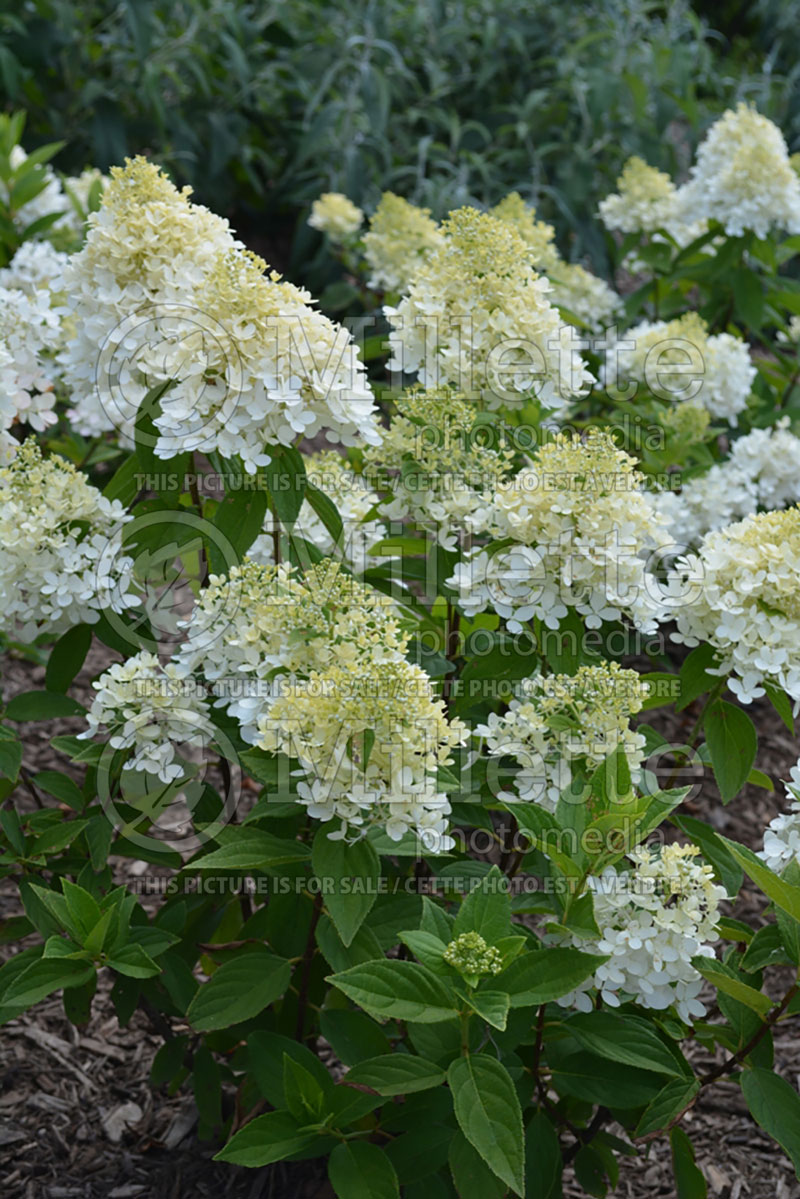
(1, 645, 800, 1197)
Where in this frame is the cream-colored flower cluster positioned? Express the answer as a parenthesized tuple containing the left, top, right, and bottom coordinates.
(476, 662, 649, 810)
(248, 450, 386, 573)
(670, 506, 800, 704)
(0, 439, 137, 640)
(677, 103, 800, 239)
(0, 284, 63, 459)
(362, 192, 444, 294)
(489, 192, 560, 273)
(386, 206, 594, 414)
(62, 158, 380, 469)
(559, 843, 726, 1023)
(599, 157, 684, 235)
(308, 192, 364, 241)
(256, 654, 466, 849)
(657, 419, 800, 547)
(759, 760, 800, 874)
(176, 556, 465, 846)
(608, 312, 755, 423)
(447, 429, 671, 634)
(0, 240, 69, 297)
(0, 242, 69, 459)
(492, 192, 622, 331)
(176, 558, 409, 739)
(363, 385, 515, 546)
(79, 651, 215, 785)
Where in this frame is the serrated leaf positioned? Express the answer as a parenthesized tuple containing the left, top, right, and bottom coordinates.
(448, 1054, 524, 1196)
(312, 829, 379, 947)
(187, 947, 291, 1031)
(328, 1141, 399, 1199)
(327, 960, 458, 1023)
(495, 947, 604, 1007)
(345, 1054, 445, 1095)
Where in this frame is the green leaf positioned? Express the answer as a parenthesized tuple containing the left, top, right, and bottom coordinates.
(458, 987, 510, 1031)
(312, 829, 379, 947)
(733, 267, 764, 329)
(448, 1054, 525, 1196)
(452, 865, 512, 945)
(723, 839, 800, 923)
(670, 1127, 707, 1197)
(327, 960, 458, 1023)
(692, 958, 772, 1016)
(676, 644, 719, 711)
(0, 736, 21, 782)
(209, 486, 268, 570)
(741, 1067, 800, 1179)
(449, 1131, 507, 1199)
(496, 947, 604, 1007)
(764, 682, 794, 734)
(636, 1079, 700, 1138)
(260, 445, 307, 528)
(45, 625, 92, 693)
(283, 1052, 327, 1122)
(32, 771, 84, 810)
(192, 829, 310, 870)
(5, 691, 85, 721)
(319, 1009, 391, 1066)
(328, 1141, 399, 1199)
(214, 1110, 320, 1166)
(106, 942, 161, 979)
(345, 1054, 446, 1095)
(546, 1044, 663, 1107)
(133, 381, 174, 475)
(704, 701, 757, 802)
(3, 956, 95, 1010)
(304, 480, 344, 545)
(672, 814, 743, 896)
(524, 1112, 562, 1199)
(565, 1011, 684, 1076)
(187, 947, 291, 1031)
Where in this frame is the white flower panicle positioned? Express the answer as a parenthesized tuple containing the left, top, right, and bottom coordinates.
(248, 450, 386, 573)
(386, 206, 594, 414)
(476, 662, 649, 810)
(608, 312, 755, 424)
(79, 651, 215, 784)
(560, 843, 726, 1023)
(447, 428, 671, 634)
(0, 439, 137, 640)
(599, 157, 682, 235)
(362, 384, 515, 545)
(656, 419, 800, 547)
(176, 558, 409, 740)
(0, 284, 64, 457)
(255, 654, 466, 849)
(677, 103, 800, 239)
(492, 192, 622, 332)
(0, 240, 69, 297)
(362, 192, 444, 294)
(489, 192, 560, 273)
(670, 506, 800, 704)
(62, 158, 380, 469)
(308, 192, 364, 241)
(759, 761, 800, 874)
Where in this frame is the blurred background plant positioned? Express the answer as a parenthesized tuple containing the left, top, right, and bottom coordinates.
(1, 0, 798, 279)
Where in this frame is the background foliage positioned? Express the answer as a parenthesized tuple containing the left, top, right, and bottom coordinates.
(2, 0, 800, 273)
